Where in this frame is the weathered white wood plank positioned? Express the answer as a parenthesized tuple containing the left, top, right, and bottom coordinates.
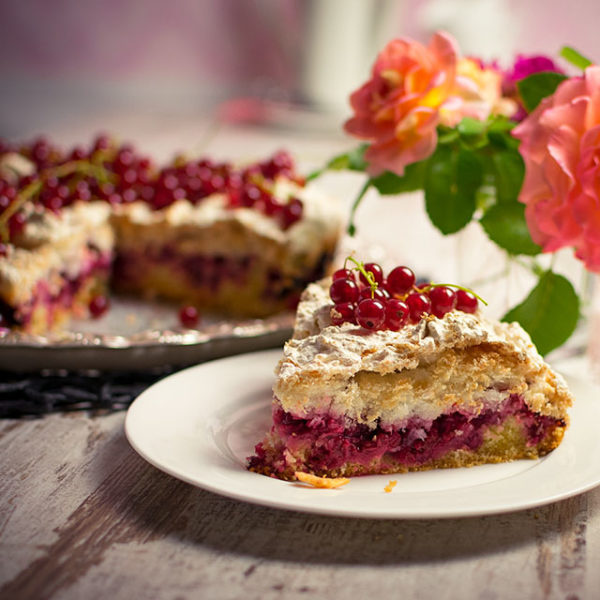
(0, 414, 598, 600)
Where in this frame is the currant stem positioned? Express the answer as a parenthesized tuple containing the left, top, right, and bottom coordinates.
(346, 255, 378, 297)
(419, 282, 488, 306)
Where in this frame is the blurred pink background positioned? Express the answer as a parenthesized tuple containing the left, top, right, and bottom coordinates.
(1, 0, 599, 139)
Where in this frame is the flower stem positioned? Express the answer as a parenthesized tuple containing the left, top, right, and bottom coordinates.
(347, 179, 371, 237)
(514, 255, 545, 277)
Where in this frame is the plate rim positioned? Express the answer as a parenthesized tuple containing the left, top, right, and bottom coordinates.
(0, 312, 294, 349)
(125, 348, 600, 519)
(0, 314, 293, 372)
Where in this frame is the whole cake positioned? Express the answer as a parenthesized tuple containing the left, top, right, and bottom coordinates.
(0, 136, 342, 333)
(248, 260, 573, 480)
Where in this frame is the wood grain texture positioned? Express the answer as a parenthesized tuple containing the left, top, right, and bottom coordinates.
(0, 413, 598, 600)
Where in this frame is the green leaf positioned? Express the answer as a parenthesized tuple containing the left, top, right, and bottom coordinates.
(480, 202, 540, 255)
(457, 117, 486, 137)
(306, 144, 368, 180)
(487, 116, 518, 149)
(371, 160, 427, 195)
(490, 149, 525, 204)
(329, 144, 368, 171)
(560, 46, 593, 70)
(517, 72, 568, 113)
(502, 271, 580, 355)
(424, 147, 482, 235)
(437, 128, 460, 145)
(487, 116, 515, 134)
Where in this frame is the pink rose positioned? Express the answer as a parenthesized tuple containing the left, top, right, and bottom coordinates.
(513, 66, 600, 271)
(344, 32, 459, 176)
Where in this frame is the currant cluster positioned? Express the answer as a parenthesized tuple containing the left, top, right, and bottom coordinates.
(148, 149, 304, 230)
(0, 135, 156, 241)
(0, 178, 25, 239)
(0, 136, 305, 244)
(329, 260, 480, 331)
(229, 150, 304, 230)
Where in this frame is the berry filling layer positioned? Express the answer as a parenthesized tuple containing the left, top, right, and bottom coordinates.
(248, 393, 565, 477)
(112, 249, 332, 304)
(113, 250, 254, 291)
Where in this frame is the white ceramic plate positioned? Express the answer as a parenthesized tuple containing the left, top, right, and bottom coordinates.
(125, 349, 600, 519)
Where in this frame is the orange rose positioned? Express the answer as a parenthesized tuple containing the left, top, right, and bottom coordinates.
(344, 32, 459, 176)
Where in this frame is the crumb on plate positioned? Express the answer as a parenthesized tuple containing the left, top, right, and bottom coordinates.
(295, 471, 350, 489)
(384, 480, 397, 493)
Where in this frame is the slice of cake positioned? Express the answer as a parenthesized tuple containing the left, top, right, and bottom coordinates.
(0, 137, 342, 331)
(0, 201, 113, 333)
(248, 262, 573, 480)
(0, 144, 115, 332)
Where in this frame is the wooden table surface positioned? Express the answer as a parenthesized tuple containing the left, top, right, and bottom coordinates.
(1, 365, 599, 600)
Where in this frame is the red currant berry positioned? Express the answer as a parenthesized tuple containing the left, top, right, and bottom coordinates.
(428, 286, 457, 318)
(456, 289, 479, 313)
(178, 305, 200, 328)
(240, 184, 261, 207)
(56, 184, 70, 200)
(279, 197, 303, 230)
(31, 137, 50, 164)
(329, 278, 359, 304)
(69, 145, 87, 160)
(385, 298, 409, 330)
(386, 266, 416, 296)
(45, 196, 63, 214)
(121, 188, 137, 203)
(330, 302, 356, 325)
(359, 286, 389, 302)
(115, 148, 134, 168)
(89, 295, 110, 318)
(355, 298, 386, 330)
(332, 268, 355, 282)
(92, 134, 112, 152)
(359, 263, 384, 287)
(3, 185, 16, 200)
(8, 212, 27, 239)
(162, 172, 179, 191)
(260, 194, 279, 216)
(406, 292, 432, 323)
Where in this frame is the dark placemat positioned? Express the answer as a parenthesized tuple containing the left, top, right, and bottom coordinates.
(0, 368, 175, 418)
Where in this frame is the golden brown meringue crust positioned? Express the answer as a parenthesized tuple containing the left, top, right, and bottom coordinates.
(273, 281, 573, 428)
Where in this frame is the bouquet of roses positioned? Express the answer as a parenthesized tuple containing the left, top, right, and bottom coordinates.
(311, 31, 598, 355)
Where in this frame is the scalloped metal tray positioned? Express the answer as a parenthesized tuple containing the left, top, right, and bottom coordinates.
(0, 297, 293, 372)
